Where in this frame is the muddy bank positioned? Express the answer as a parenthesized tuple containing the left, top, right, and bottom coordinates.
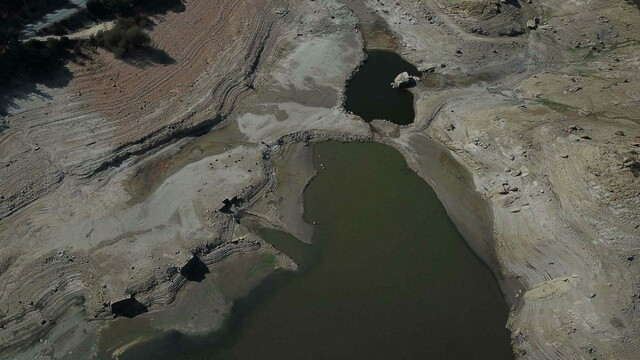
(96, 238, 295, 359)
(125, 121, 246, 205)
(390, 134, 524, 306)
(339, 0, 400, 51)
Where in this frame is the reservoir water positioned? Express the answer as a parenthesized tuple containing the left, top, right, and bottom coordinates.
(344, 50, 420, 125)
(117, 141, 513, 359)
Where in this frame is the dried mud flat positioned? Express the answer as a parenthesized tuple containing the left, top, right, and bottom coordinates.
(0, 0, 639, 359)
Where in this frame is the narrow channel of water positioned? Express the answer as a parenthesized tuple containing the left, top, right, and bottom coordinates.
(344, 50, 421, 125)
(117, 141, 513, 359)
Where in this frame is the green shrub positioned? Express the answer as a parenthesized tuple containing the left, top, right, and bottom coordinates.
(94, 17, 150, 57)
(0, 36, 73, 83)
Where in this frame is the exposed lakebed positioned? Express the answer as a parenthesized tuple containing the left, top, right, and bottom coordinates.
(344, 50, 421, 125)
(114, 141, 513, 359)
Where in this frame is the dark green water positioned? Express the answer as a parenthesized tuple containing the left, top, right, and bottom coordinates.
(344, 50, 420, 125)
(118, 141, 513, 360)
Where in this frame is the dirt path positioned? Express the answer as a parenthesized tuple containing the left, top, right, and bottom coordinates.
(29, 21, 115, 42)
(21, 0, 90, 38)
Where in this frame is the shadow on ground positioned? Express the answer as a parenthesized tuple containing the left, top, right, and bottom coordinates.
(125, 46, 176, 67)
(0, 62, 73, 118)
(0, 44, 175, 118)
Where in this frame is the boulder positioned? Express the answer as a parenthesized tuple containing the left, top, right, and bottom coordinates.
(391, 72, 420, 89)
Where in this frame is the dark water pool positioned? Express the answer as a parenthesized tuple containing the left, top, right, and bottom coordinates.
(344, 50, 420, 125)
(115, 141, 513, 360)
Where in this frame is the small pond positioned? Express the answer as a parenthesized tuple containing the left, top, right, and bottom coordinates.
(344, 50, 420, 125)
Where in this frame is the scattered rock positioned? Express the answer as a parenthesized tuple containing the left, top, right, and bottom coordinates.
(418, 64, 437, 73)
